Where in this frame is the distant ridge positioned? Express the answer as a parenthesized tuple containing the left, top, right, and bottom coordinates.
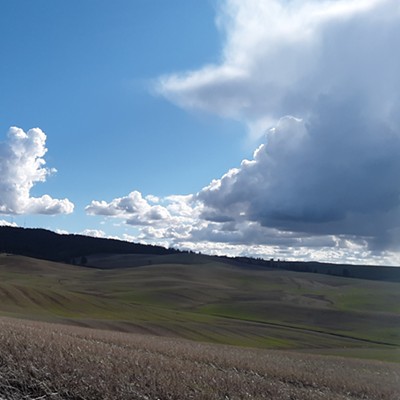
(0, 226, 178, 263)
(1, 226, 399, 282)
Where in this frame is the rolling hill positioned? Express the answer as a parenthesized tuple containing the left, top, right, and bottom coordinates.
(0, 251, 399, 362)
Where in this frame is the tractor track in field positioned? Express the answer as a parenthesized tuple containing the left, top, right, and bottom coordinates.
(210, 313, 399, 347)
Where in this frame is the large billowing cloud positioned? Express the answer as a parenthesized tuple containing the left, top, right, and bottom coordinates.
(159, 0, 400, 251)
(87, 0, 400, 264)
(158, 0, 400, 136)
(197, 115, 400, 251)
(0, 127, 74, 215)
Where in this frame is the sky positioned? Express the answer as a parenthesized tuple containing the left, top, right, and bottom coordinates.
(1, 0, 400, 266)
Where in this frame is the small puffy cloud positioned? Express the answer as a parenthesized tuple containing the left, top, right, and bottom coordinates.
(86, 191, 149, 217)
(55, 229, 69, 235)
(85, 191, 172, 225)
(81, 229, 106, 238)
(0, 127, 74, 215)
(145, 194, 160, 204)
(0, 219, 18, 227)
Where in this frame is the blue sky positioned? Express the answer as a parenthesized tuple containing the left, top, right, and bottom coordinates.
(0, 1, 246, 224)
(1, 0, 400, 265)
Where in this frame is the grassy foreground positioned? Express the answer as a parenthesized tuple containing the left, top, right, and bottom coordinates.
(1, 317, 399, 400)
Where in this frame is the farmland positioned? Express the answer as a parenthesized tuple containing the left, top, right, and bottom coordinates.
(0, 316, 399, 400)
(1, 252, 400, 398)
(0, 253, 399, 360)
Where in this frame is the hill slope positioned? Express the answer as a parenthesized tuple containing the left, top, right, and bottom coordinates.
(1, 253, 399, 362)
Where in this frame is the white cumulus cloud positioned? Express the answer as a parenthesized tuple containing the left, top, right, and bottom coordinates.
(81, 229, 106, 238)
(85, 191, 172, 225)
(0, 127, 74, 215)
(0, 219, 18, 227)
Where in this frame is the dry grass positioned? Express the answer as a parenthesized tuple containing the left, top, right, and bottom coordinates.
(0, 317, 399, 400)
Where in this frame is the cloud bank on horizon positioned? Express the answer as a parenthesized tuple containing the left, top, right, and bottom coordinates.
(0, 127, 74, 215)
(87, 0, 400, 264)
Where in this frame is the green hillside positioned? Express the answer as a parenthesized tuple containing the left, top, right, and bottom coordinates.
(1, 253, 399, 362)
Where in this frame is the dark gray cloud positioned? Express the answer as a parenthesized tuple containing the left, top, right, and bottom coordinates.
(198, 110, 400, 250)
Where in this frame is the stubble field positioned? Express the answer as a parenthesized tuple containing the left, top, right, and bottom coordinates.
(0, 317, 399, 400)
